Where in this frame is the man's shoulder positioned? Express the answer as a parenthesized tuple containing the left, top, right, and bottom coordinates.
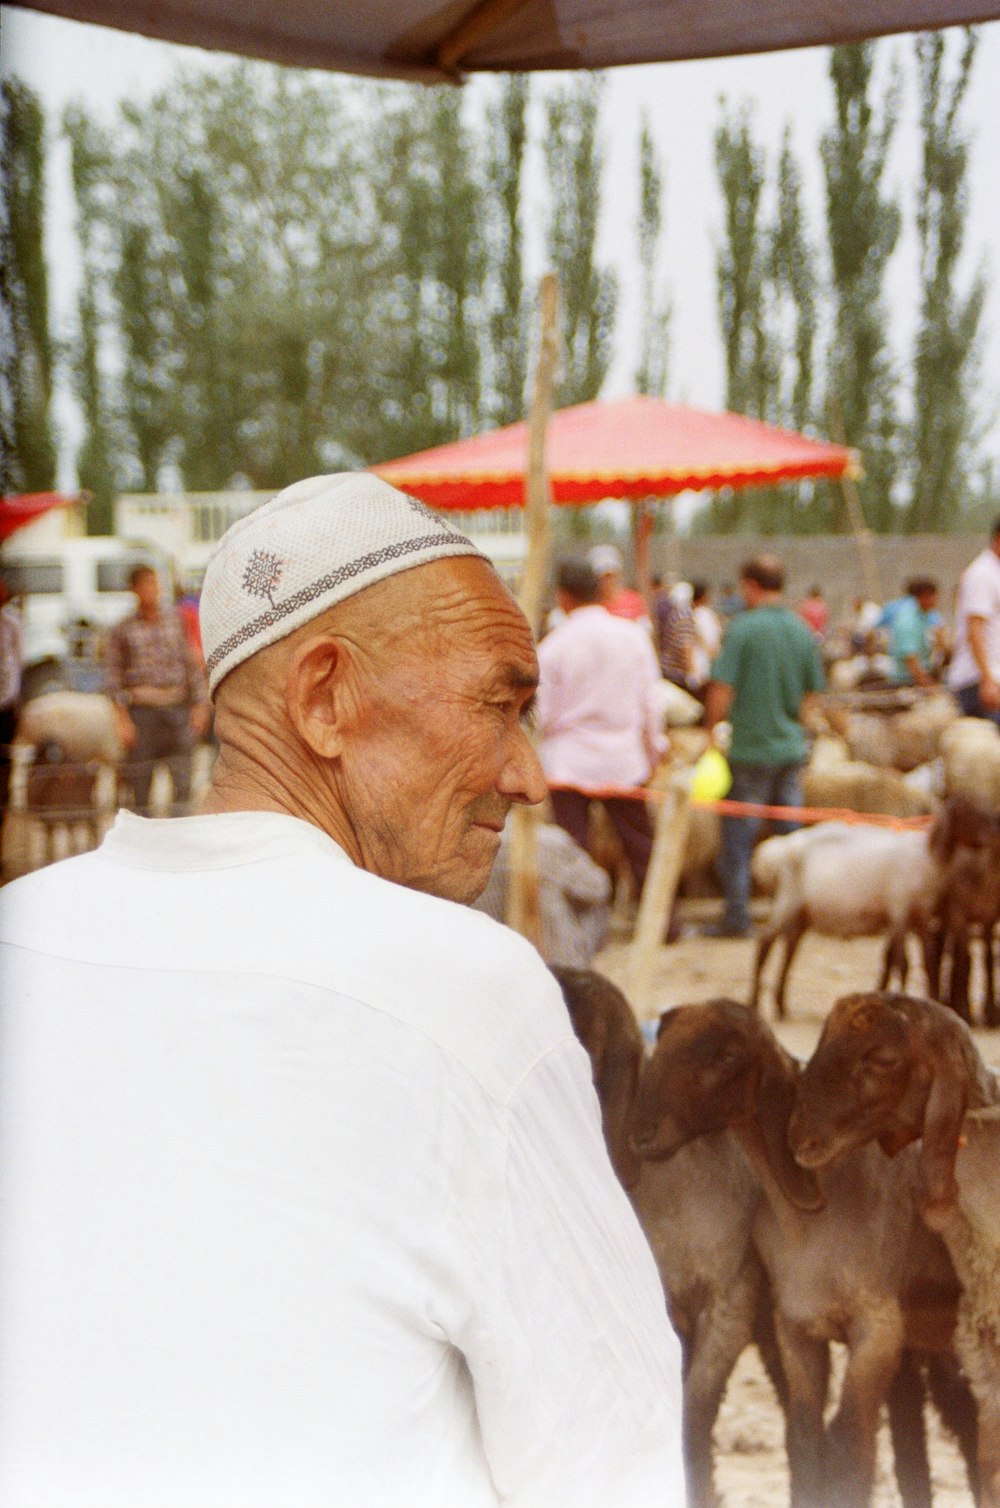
(334, 869, 574, 1098)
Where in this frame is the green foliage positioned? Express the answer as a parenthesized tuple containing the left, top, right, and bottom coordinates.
(366, 85, 486, 461)
(770, 130, 817, 435)
(485, 75, 530, 427)
(714, 102, 773, 422)
(1, 78, 56, 492)
(907, 28, 985, 530)
(544, 74, 617, 408)
(821, 43, 902, 530)
(634, 115, 670, 398)
(64, 105, 117, 530)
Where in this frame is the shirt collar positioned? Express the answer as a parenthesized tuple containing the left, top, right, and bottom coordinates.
(99, 809, 352, 871)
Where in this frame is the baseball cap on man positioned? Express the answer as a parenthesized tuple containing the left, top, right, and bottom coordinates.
(199, 472, 484, 696)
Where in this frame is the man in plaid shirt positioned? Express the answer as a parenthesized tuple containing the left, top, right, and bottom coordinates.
(105, 566, 211, 814)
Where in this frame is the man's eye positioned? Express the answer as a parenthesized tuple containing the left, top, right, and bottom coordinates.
(519, 702, 538, 731)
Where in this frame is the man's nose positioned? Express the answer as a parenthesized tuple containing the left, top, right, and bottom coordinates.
(500, 725, 548, 806)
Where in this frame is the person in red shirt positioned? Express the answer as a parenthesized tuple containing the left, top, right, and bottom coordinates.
(588, 545, 649, 624)
(797, 585, 828, 640)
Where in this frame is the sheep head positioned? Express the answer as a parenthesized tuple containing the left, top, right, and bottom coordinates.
(789, 992, 987, 1231)
(629, 998, 823, 1212)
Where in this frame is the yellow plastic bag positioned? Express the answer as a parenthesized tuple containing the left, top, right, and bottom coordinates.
(690, 746, 732, 802)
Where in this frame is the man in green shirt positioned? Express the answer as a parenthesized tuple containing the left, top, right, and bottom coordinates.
(704, 555, 824, 937)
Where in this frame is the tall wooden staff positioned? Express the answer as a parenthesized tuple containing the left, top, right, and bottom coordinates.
(505, 273, 559, 947)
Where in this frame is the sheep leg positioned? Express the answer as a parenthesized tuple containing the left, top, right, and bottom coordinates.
(774, 1315, 828, 1508)
(879, 928, 910, 992)
(922, 920, 945, 1001)
(749, 931, 777, 1014)
(948, 930, 973, 1024)
(886, 1352, 932, 1508)
(772, 918, 807, 1022)
(984, 925, 999, 1029)
(825, 1306, 904, 1508)
(925, 1350, 980, 1500)
(682, 1276, 758, 1508)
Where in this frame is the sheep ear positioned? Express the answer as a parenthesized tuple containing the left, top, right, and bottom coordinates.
(745, 1059, 826, 1213)
(919, 1049, 967, 1230)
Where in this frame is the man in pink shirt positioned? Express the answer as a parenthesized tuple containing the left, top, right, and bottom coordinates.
(537, 558, 666, 892)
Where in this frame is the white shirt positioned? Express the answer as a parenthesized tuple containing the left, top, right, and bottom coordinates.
(537, 605, 667, 790)
(0, 811, 683, 1508)
(691, 603, 723, 688)
(948, 545, 1000, 690)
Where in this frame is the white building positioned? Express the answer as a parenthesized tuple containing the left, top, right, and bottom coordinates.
(115, 489, 528, 586)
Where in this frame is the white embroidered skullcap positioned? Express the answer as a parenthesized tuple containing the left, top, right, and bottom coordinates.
(588, 543, 623, 576)
(200, 472, 484, 695)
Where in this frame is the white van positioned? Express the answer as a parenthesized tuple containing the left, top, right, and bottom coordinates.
(0, 537, 172, 698)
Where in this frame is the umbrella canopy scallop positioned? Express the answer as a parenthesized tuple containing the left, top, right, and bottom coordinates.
(371, 396, 858, 510)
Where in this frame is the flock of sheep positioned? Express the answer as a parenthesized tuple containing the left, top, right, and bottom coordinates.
(554, 968, 1000, 1508)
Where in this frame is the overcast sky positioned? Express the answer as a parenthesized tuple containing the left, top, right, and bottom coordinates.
(3, 6, 998, 497)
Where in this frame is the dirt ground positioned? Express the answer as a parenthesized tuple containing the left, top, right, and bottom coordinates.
(594, 919, 999, 1508)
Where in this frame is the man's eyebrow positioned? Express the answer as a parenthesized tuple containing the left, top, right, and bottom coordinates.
(490, 664, 540, 693)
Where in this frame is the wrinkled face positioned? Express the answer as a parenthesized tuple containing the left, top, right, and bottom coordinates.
(340, 557, 545, 905)
(789, 998, 914, 1169)
(629, 1001, 757, 1160)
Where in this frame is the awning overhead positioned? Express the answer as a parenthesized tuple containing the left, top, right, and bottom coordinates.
(0, 493, 78, 543)
(371, 396, 857, 509)
(15, 1, 1000, 81)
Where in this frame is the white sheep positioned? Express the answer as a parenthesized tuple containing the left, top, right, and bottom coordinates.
(14, 692, 124, 766)
(941, 716, 1000, 808)
(749, 809, 963, 1017)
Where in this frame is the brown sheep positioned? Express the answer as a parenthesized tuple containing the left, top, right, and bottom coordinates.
(632, 998, 969, 1508)
(789, 992, 1000, 1508)
(548, 965, 644, 1190)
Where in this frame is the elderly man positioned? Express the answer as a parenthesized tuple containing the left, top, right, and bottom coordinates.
(0, 474, 683, 1508)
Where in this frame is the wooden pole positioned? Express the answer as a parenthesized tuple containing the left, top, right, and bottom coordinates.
(627, 777, 691, 1021)
(828, 399, 883, 606)
(506, 272, 560, 948)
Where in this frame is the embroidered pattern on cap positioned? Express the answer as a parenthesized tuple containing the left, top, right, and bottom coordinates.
(242, 549, 284, 608)
(206, 529, 474, 677)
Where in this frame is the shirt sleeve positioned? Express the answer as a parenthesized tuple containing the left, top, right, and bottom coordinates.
(178, 618, 209, 706)
(710, 618, 742, 686)
(103, 623, 126, 700)
(962, 555, 1000, 622)
(456, 1037, 685, 1508)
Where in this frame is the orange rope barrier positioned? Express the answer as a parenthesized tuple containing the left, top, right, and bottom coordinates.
(547, 782, 933, 832)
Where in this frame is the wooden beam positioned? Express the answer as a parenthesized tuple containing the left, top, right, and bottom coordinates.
(505, 271, 559, 950)
(628, 778, 691, 1021)
(436, 0, 532, 72)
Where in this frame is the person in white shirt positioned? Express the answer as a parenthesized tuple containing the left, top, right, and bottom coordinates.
(0, 473, 684, 1508)
(947, 515, 1000, 724)
(537, 556, 666, 895)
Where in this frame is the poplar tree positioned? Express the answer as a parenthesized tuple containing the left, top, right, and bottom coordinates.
(907, 27, 985, 530)
(544, 74, 617, 408)
(485, 74, 530, 426)
(770, 128, 817, 435)
(821, 42, 901, 530)
(634, 114, 670, 398)
(1, 79, 56, 492)
(64, 106, 117, 531)
(714, 102, 774, 422)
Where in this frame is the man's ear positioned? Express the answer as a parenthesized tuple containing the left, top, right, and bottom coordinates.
(285, 634, 351, 758)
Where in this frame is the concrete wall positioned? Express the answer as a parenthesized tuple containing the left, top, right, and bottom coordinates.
(640, 533, 987, 625)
